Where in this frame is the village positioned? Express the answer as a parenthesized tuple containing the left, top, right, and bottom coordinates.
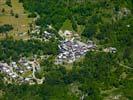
(0, 57, 44, 85)
(56, 38, 96, 64)
(0, 27, 117, 84)
(56, 30, 116, 64)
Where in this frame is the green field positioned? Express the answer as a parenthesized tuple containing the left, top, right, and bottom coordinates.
(61, 19, 73, 31)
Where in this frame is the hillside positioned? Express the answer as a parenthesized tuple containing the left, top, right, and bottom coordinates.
(0, 0, 133, 100)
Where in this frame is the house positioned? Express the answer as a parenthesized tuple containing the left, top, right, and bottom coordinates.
(9, 73, 13, 76)
(11, 62, 18, 68)
(23, 62, 29, 66)
(19, 70, 24, 74)
(11, 74, 17, 78)
(64, 30, 72, 36)
(5, 69, 10, 73)
(25, 78, 31, 81)
(26, 66, 32, 70)
(109, 47, 117, 53)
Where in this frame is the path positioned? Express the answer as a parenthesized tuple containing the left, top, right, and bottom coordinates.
(119, 63, 133, 70)
(29, 61, 45, 84)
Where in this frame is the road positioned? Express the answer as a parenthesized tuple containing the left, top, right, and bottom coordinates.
(29, 61, 45, 84)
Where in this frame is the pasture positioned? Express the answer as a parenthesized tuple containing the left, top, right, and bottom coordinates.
(0, 0, 33, 39)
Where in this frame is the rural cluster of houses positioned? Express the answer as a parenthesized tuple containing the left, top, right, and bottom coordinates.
(103, 47, 117, 53)
(0, 63, 18, 78)
(56, 39, 96, 64)
(30, 25, 54, 41)
(0, 57, 41, 84)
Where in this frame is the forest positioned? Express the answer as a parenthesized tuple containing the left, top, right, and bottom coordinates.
(0, 39, 59, 62)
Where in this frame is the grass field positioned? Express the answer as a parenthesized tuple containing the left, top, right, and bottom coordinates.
(22, 70, 32, 78)
(61, 19, 73, 31)
(0, 0, 33, 39)
(61, 19, 85, 39)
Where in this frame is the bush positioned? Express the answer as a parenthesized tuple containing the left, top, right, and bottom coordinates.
(15, 14, 19, 18)
(6, 0, 12, 7)
(0, 24, 13, 33)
